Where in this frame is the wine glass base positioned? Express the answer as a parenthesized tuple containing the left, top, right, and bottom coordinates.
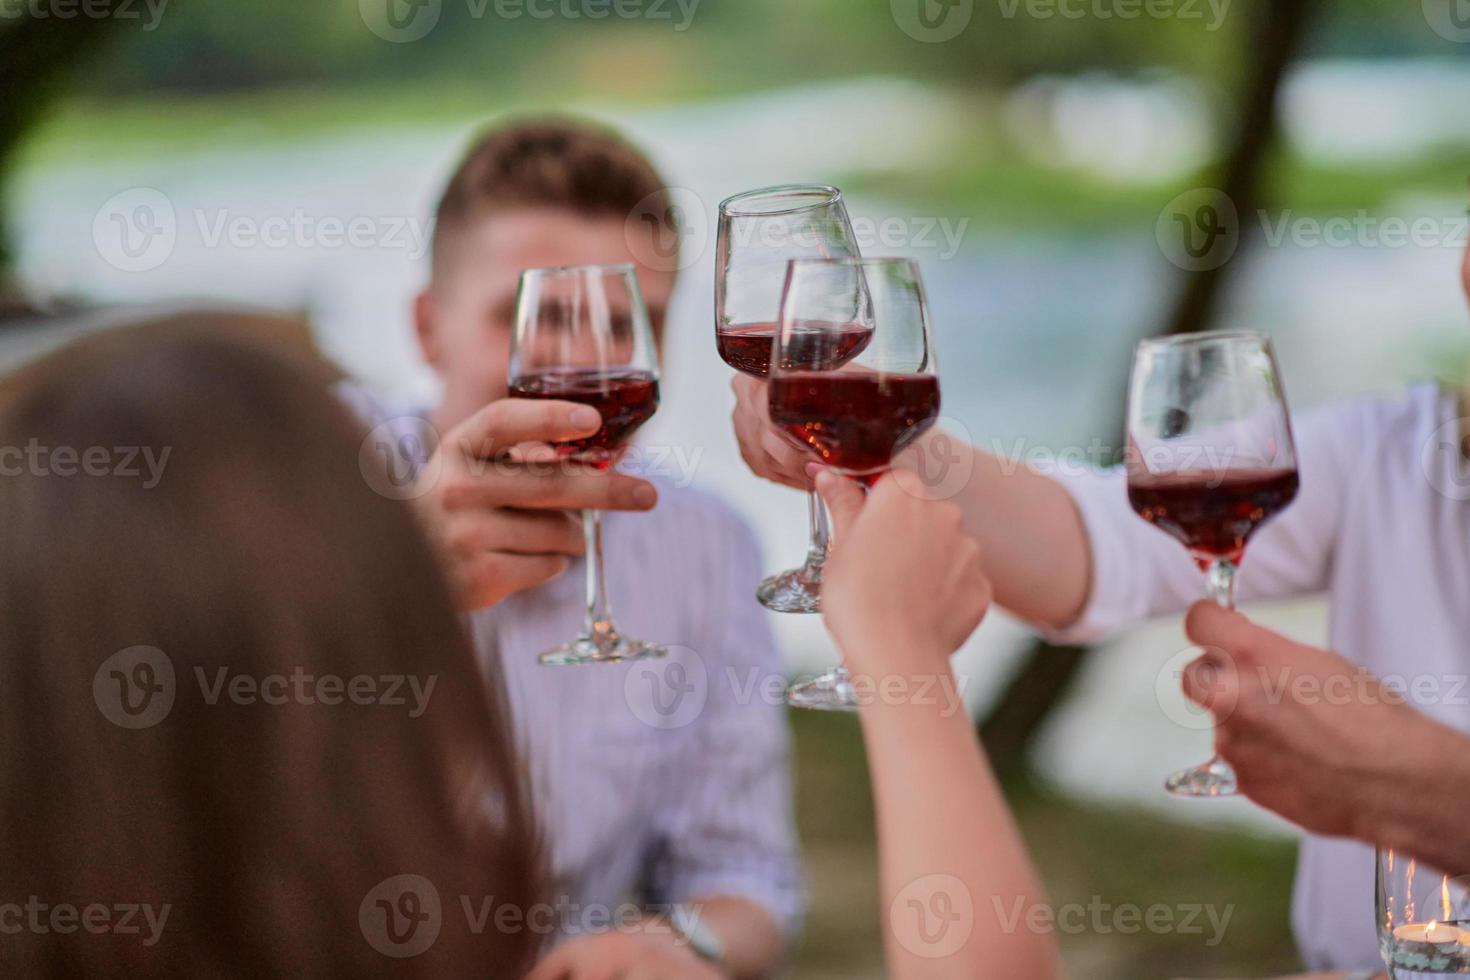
(757, 567, 822, 614)
(538, 635, 667, 666)
(1164, 757, 1238, 797)
(786, 671, 859, 711)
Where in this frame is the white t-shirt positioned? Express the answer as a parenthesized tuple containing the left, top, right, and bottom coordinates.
(1055, 382, 1470, 970)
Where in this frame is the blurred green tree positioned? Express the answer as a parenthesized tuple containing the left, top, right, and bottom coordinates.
(0, 5, 127, 313)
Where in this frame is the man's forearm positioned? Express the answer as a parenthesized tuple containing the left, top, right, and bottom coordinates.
(908, 430, 1092, 629)
(1369, 718, 1470, 875)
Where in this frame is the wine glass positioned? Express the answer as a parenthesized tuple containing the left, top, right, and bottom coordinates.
(768, 257, 942, 710)
(507, 263, 666, 666)
(1125, 329, 1299, 795)
(716, 184, 863, 614)
(1377, 847, 1470, 975)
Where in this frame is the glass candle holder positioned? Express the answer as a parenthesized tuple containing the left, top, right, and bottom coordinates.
(1378, 847, 1470, 977)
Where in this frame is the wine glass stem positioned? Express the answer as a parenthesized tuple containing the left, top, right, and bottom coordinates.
(582, 509, 617, 641)
(804, 488, 830, 573)
(1205, 557, 1239, 610)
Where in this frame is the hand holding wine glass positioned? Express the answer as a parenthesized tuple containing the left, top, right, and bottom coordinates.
(1125, 329, 1299, 795)
(507, 262, 665, 665)
(769, 257, 943, 709)
(716, 184, 864, 613)
(817, 469, 991, 677)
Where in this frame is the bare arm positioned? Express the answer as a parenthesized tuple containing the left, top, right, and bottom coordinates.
(818, 471, 1065, 980)
(905, 429, 1092, 628)
(731, 375, 1092, 630)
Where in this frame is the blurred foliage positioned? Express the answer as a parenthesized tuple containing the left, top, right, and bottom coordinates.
(791, 711, 1300, 979)
(55, 0, 1462, 100)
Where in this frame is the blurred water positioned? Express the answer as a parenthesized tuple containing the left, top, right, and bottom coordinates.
(10, 74, 1470, 828)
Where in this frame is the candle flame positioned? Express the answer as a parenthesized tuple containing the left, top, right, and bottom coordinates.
(1407, 859, 1418, 921)
(1444, 875, 1453, 922)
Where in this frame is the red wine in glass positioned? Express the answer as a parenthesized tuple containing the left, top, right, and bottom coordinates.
(772, 258, 941, 712)
(509, 368, 659, 469)
(715, 184, 862, 616)
(1126, 329, 1299, 797)
(769, 372, 940, 484)
(716, 321, 874, 379)
(1127, 468, 1300, 567)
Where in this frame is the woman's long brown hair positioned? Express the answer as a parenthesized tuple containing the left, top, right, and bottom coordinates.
(0, 325, 545, 977)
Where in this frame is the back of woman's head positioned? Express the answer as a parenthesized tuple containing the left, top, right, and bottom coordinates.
(0, 325, 543, 977)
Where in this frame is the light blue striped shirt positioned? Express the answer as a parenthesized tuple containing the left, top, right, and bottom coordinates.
(343, 383, 806, 941)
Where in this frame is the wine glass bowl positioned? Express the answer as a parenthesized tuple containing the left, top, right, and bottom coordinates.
(508, 263, 666, 665)
(1125, 329, 1299, 795)
(716, 184, 864, 613)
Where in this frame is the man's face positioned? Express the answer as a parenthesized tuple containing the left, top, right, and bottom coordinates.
(418, 207, 676, 428)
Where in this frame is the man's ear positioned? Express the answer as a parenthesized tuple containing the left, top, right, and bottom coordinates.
(414, 288, 441, 370)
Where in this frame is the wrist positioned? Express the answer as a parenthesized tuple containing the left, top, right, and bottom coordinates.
(1360, 717, 1470, 866)
(848, 657, 963, 720)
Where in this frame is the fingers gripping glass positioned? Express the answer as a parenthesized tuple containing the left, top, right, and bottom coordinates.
(769, 258, 941, 710)
(1125, 330, 1299, 795)
(716, 184, 863, 614)
(508, 263, 667, 666)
